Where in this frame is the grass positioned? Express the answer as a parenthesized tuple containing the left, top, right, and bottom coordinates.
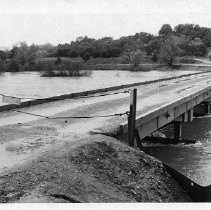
(177, 57, 202, 64)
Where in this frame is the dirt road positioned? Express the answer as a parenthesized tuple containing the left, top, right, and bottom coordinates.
(0, 72, 211, 202)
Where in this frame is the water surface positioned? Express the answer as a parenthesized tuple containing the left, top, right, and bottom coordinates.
(145, 116, 211, 186)
(0, 70, 195, 105)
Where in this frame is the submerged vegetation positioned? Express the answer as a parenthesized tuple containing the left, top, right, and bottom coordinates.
(41, 59, 92, 77)
(0, 23, 211, 75)
(42, 69, 91, 77)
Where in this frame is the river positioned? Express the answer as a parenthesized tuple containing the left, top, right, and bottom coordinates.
(0, 70, 195, 105)
(144, 115, 211, 187)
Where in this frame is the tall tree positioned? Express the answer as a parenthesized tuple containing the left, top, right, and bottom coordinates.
(0, 50, 6, 62)
(160, 37, 178, 67)
(159, 24, 173, 36)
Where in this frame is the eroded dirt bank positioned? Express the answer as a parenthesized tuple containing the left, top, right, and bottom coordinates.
(0, 135, 191, 203)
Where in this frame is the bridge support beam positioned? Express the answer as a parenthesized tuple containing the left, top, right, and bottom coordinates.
(174, 121, 182, 142)
(188, 109, 194, 122)
(173, 109, 193, 143)
(204, 96, 211, 115)
(204, 102, 211, 115)
(182, 112, 188, 122)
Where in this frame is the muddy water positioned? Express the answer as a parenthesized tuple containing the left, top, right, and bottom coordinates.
(145, 115, 211, 186)
(0, 70, 195, 105)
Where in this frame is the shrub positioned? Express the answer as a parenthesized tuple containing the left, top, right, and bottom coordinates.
(160, 37, 178, 67)
(152, 51, 159, 62)
(81, 52, 91, 62)
(55, 57, 62, 65)
(187, 42, 207, 57)
(0, 63, 6, 73)
(7, 60, 20, 72)
(41, 61, 92, 77)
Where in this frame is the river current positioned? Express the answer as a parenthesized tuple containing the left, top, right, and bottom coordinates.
(145, 116, 211, 186)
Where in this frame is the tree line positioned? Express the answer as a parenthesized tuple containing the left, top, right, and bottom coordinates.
(55, 23, 211, 61)
(0, 23, 211, 72)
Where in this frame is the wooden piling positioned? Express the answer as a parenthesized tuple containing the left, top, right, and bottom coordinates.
(128, 89, 137, 147)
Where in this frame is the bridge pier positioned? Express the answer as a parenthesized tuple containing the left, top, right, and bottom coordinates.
(173, 109, 193, 143)
(174, 121, 182, 142)
(204, 102, 211, 115)
(188, 109, 194, 122)
(203, 97, 211, 115)
(131, 108, 196, 146)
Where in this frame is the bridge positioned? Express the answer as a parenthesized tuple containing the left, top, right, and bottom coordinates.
(1, 71, 211, 145)
(1, 71, 211, 201)
(119, 84, 211, 145)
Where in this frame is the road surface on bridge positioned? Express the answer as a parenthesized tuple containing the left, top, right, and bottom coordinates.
(0, 72, 211, 173)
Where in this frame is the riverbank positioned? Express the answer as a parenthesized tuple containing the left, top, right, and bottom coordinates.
(0, 135, 191, 203)
(83, 63, 211, 71)
(2, 55, 211, 73)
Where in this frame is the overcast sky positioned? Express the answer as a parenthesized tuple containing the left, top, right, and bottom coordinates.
(0, 0, 211, 48)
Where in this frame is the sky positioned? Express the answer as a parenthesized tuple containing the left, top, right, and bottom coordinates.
(0, 0, 211, 48)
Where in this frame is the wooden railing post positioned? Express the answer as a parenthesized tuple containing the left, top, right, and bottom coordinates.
(128, 88, 137, 147)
